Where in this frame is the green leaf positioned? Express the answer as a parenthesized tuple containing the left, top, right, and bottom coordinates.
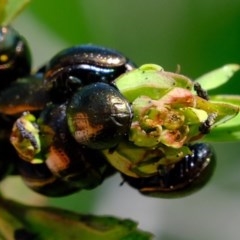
(0, 0, 31, 25)
(0, 198, 153, 240)
(195, 64, 240, 91)
(115, 64, 193, 102)
(203, 95, 240, 142)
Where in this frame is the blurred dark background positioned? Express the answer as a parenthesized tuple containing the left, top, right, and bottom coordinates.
(2, 1, 240, 239)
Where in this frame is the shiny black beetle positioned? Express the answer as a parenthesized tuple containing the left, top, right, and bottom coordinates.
(0, 26, 31, 88)
(122, 143, 216, 198)
(67, 82, 133, 149)
(43, 44, 136, 103)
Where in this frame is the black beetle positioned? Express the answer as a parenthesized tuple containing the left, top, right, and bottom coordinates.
(43, 44, 136, 102)
(122, 143, 216, 198)
(0, 26, 31, 88)
(67, 82, 133, 149)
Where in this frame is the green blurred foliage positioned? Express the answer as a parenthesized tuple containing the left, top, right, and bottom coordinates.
(27, 0, 240, 94)
(27, 0, 240, 74)
(28, 0, 91, 43)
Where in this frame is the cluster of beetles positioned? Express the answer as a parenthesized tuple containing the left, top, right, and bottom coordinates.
(0, 25, 216, 198)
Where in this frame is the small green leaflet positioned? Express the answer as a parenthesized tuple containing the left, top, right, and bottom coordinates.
(195, 64, 240, 91)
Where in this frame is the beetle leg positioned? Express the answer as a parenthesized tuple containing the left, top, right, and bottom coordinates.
(199, 112, 217, 134)
(194, 82, 209, 100)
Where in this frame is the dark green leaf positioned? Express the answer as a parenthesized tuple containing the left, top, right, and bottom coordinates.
(0, 198, 153, 240)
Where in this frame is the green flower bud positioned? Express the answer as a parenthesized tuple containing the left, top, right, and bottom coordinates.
(103, 64, 239, 177)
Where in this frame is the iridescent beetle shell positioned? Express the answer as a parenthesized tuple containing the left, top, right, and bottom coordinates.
(67, 82, 133, 149)
(122, 143, 216, 198)
(43, 44, 136, 102)
(0, 73, 49, 116)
